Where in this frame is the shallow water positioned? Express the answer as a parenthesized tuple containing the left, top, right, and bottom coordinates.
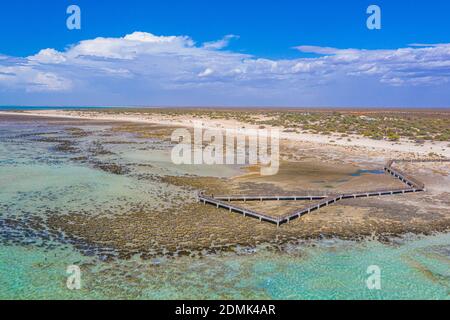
(0, 115, 449, 300)
(351, 169, 386, 176)
(1, 234, 448, 299)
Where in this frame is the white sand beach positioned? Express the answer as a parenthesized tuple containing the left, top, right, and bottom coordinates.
(1, 109, 449, 158)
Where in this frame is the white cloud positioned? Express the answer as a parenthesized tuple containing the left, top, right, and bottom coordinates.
(202, 34, 239, 50)
(63, 32, 196, 60)
(27, 72, 72, 92)
(0, 63, 72, 92)
(29, 49, 67, 64)
(198, 68, 214, 77)
(0, 32, 449, 106)
(295, 45, 341, 55)
(294, 44, 450, 86)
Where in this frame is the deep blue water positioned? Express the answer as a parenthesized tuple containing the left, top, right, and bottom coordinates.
(0, 106, 114, 111)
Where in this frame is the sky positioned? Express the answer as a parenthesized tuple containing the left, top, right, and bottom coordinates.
(0, 0, 450, 107)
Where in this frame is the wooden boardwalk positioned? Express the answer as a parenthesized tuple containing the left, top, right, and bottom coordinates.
(198, 158, 449, 226)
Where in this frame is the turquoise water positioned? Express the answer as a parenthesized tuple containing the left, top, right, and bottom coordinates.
(1, 234, 449, 299)
(0, 106, 162, 111)
(351, 169, 385, 176)
(0, 115, 449, 300)
(0, 106, 120, 111)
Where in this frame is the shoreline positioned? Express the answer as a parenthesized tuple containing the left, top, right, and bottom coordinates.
(1, 110, 449, 158)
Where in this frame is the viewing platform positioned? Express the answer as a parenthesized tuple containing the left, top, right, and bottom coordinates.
(198, 159, 448, 226)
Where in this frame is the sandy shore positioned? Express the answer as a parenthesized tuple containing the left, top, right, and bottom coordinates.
(1, 109, 449, 158)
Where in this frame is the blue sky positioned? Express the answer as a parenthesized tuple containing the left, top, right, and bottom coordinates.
(1, 0, 450, 107)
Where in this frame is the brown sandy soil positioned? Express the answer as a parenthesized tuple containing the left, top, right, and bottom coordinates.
(234, 160, 357, 191)
(111, 122, 183, 140)
(338, 174, 406, 192)
(234, 162, 406, 194)
(5, 108, 449, 157)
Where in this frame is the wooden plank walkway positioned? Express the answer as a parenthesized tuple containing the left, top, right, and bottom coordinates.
(199, 193, 280, 224)
(213, 195, 328, 202)
(198, 158, 449, 226)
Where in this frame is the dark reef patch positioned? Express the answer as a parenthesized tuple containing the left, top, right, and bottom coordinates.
(93, 162, 129, 175)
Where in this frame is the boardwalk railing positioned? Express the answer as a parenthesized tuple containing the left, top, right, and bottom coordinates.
(213, 195, 328, 202)
(199, 193, 280, 224)
(198, 158, 449, 226)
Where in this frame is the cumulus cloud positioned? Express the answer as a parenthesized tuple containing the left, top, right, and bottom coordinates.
(65, 32, 196, 60)
(0, 67, 72, 92)
(198, 68, 215, 77)
(29, 49, 67, 64)
(294, 44, 450, 86)
(0, 31, 449, 106)
(202, 34, 239, 50)
(0, 55, 72, 92)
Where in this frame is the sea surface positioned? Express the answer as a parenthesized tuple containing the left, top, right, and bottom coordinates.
(0, 106, 120, 111)
(0, 112, 449, 300)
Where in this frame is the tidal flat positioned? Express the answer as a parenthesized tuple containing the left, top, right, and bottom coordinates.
(0, 112, 449, 299)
